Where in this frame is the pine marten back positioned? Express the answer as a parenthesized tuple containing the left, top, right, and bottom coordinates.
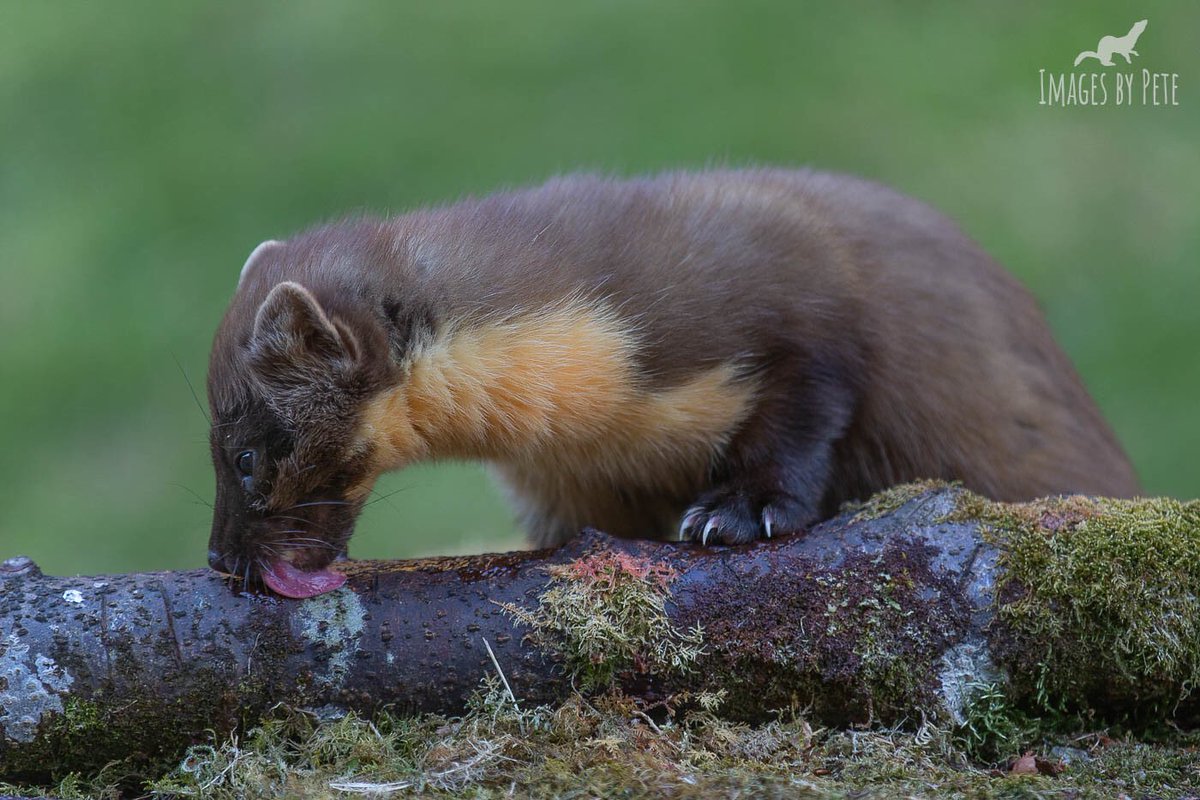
(205, 169, 1140, 597)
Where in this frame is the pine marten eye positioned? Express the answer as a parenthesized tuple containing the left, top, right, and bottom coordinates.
(235, 450, 256, 491)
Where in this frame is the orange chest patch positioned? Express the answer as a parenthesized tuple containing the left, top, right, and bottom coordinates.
(357, 300, 757, 483)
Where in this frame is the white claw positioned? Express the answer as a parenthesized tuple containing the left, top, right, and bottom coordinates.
(679, 509, 703, 540)
(702, 517, 719, 546)
(763, 510, 774, 539)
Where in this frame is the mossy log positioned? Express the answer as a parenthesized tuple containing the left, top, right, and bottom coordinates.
(2, 483, 1199, 780)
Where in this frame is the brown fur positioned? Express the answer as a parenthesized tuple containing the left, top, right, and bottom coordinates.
(205, 168, 1140, 580)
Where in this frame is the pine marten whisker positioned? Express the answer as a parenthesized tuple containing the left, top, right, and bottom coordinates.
(171, 483, 214, 510)
(173, 353, 211, 425)
(363, 486, 412, 509)
(285, 500, 352, 511)
(274, 538, 341, 551)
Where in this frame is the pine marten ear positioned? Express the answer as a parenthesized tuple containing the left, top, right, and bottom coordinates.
(249, 282, 360, 386)
(239, 239, 283, 286)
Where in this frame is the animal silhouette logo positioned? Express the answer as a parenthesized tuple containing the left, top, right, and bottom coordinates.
(1074, 19, 1147, 67)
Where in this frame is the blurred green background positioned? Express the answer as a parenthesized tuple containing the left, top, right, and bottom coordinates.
(1, 2, 1196, 576)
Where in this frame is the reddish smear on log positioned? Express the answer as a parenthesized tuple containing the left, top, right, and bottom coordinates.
(561, 550, 677, 589)
(1038, 509, 1092, 532)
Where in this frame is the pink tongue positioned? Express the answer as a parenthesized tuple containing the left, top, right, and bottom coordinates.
(262, 559, 347, 599)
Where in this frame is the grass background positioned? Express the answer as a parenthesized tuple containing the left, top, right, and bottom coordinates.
(0, 1, 1195, 576)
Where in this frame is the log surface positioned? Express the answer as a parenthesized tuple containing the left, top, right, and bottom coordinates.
(0, 486, 1191, 778)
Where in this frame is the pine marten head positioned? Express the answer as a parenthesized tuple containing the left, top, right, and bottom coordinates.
(206, 238, 396, 597)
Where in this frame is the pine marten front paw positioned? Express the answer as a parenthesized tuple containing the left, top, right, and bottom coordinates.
(679, 486, 813, 546)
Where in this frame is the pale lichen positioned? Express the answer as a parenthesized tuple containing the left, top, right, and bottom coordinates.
(295, 589, 367, 688)
(937, 640, 1002, 727)
(0, 635, 75, 744)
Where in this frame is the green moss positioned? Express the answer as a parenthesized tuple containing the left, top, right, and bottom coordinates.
(954, 491, 1200, 716)
(501, 550, 705, 691)
(954, 680, 1036, 763)
(843, 479, 960, 522)
(8, 688, 1199, 799)
(817, 562, 959, 712)
(1, 697, 106, 774)
(1070, 740, 1200, 795)
(55, 696, 104, 736)
(0, 697, 151, 796)
(0, 661, 280, 790)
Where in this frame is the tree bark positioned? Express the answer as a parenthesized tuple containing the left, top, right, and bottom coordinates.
(2, 484, 1197, 779)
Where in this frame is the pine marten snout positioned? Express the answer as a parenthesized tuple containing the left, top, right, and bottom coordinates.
(206, 169, 1140, 597)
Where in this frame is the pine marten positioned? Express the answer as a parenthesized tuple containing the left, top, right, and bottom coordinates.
(206, 169, 1140, 597)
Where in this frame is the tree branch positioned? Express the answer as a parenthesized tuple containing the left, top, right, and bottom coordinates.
(3, 483, 1198, 779)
